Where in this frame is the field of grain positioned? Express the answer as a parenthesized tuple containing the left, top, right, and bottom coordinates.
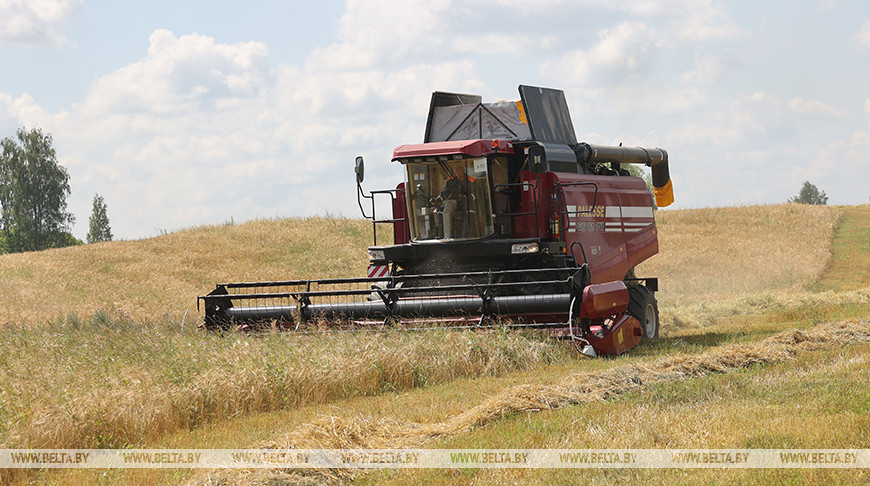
(0, 204, 844, 326)
(0, 217, 372, 325)
(638, 204, 843, 328)
(2, 204, 869, 485)
(643, 204, 839, 301)
(199, 318, 870, 485)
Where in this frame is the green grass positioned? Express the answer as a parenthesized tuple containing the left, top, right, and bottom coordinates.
(815, 205, 870, 291)
(358, 342, 870, 486)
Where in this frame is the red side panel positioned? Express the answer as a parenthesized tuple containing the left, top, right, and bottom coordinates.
(513, 171, 563, 239)
(393, 182, 410, 244)
(626, 225, 658, 268)
(586, 315, 643, 356)
(579, 281, 629, 319)
(513, 174, 545, 238)
(552, 173, 658, 283)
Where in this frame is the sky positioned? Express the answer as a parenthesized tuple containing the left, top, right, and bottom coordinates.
(1, 0, 868, 241)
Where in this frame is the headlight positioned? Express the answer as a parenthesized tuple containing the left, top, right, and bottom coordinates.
(511, 242, 539, 254)
(368, 249, 386, 261)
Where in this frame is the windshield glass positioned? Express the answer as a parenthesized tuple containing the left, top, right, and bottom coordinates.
(405, 157, 494, 241)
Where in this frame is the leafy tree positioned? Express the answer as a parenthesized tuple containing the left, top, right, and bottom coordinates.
(46, 231, 84, 248)
(623, 164, 657, 210)
(788, 181, 828, 205)
(87, 193, 113, 243)
(0, 127, 76, 252)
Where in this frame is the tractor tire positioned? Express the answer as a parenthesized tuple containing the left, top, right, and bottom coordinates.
(627, 285, 659, 341)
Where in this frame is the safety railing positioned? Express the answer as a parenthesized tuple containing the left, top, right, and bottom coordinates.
(357, 183, 406, 246)
(552, 181, 600, 265)
(492, 180, 541, 238)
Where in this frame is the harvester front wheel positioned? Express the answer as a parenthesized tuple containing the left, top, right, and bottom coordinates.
(628, 285, 659, 341)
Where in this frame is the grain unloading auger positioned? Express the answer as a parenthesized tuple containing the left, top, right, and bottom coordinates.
(199, 85, 673, 356)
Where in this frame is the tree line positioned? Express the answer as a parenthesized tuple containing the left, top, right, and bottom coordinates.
(0, 127, 111, 254)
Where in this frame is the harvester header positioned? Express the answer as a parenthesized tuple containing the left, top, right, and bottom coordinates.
(200, 85, 673, 357)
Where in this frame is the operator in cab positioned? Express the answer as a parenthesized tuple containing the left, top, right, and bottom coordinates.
(431, 166, 476, 239)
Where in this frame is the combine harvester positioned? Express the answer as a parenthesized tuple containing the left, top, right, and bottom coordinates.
(199, 85, 673, 356)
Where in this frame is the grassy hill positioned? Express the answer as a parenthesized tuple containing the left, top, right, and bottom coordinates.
(0, 204, 845, 326)
(2, 204, 869, 485)
(0, 217, 372, 325)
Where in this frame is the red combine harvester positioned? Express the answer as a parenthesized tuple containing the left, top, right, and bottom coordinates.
(199, 85, 673, 356)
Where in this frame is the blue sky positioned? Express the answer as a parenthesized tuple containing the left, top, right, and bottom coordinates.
(1, 0, 869, 240)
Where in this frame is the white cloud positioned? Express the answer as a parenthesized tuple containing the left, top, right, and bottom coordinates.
(1, 27, 492, 238)
(787, 98, 848, 119)
(308, 0, 563, 72)
(309, 0, 452, 71)
(663, 85, 870, 208)
(543, 21, 659, 86)
(3, 31, 290, 237)
(805, 130, 870, 203)
(4, 93, 72, 137)
(4, 1, 869, 237)
(722, 92, 849, 139)
(854, 19, 870, 50)
(613, 0, 743, 43)
(451, 32, 559, 55)
(681, 52, 723, 84)
(817, 0, 840, 13)
(667, 1, 743, 42)
(80, 30, 271, 117)
(652, 90, 841, 208)
(0, 0, 82, 47)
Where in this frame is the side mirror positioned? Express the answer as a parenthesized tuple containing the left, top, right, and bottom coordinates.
(527, 145, 546, 174)
(354, 156, 365, 184)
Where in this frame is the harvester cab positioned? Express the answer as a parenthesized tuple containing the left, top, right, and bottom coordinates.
(200, 85, 673, 357)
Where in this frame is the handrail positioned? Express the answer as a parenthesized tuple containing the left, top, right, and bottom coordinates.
(357, 181, 406, 246)
(552, 181, 599, 264)
(492, 180, 541, 238)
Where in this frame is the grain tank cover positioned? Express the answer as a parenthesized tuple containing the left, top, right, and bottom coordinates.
(425, 90, 532, 143)
(424, 91, 480, 143)
(424, 86, 577, 146)
(517, 85, 577, 145)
